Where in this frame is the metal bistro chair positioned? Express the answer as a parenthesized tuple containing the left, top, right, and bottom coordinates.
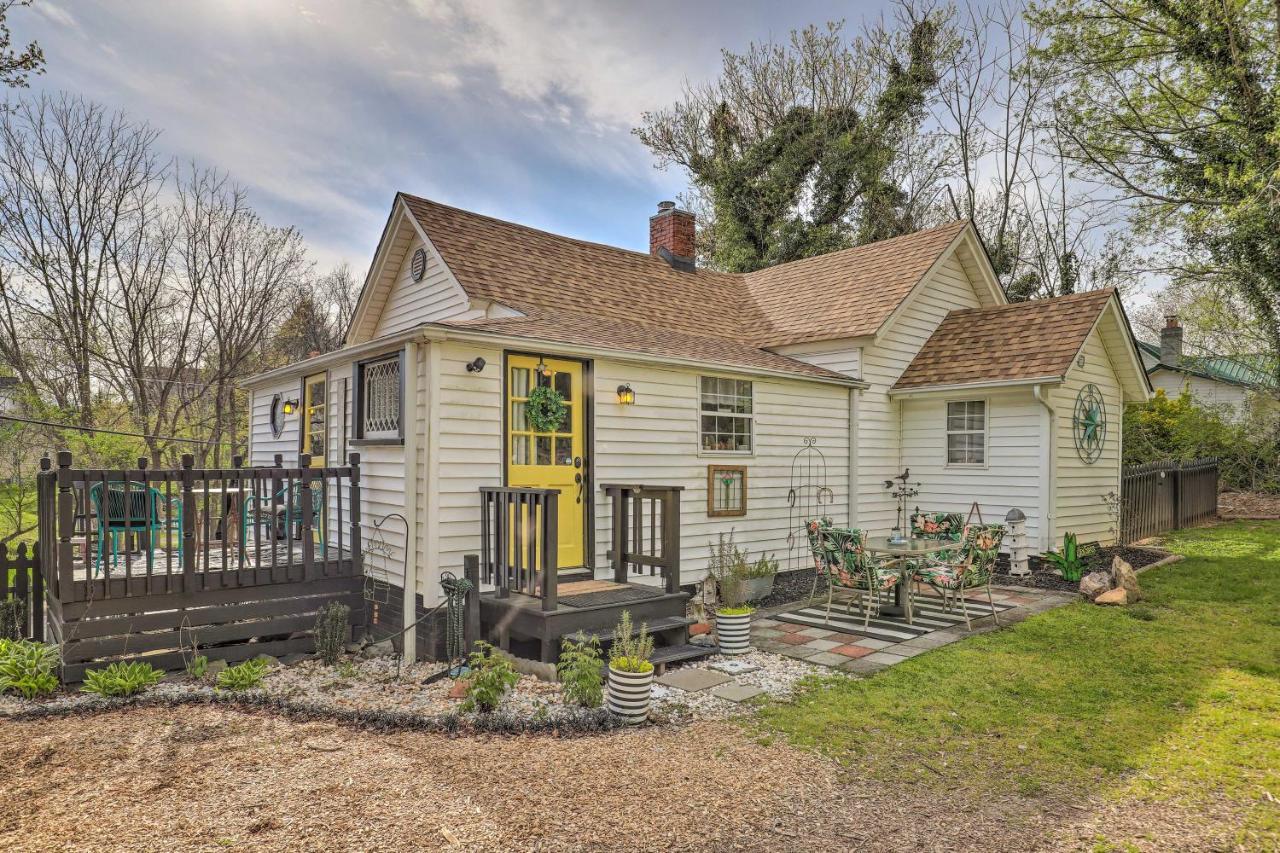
(88, 481, 183, 575)
(241, 479, 325, 553)
(913, 523, 1007, 630)
(805, 518, 901, 629)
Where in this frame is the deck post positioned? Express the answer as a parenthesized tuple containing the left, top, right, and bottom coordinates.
(348, 452, 362, 575)
(610, 486, 627, 583)
(541, 492, 558, 612)
(54, 451, 75, 605)
(462, 553, 481, 652)
(180, 454, 197, 591)
(662, 487, 682, 595)
(299, 456, 316, 581)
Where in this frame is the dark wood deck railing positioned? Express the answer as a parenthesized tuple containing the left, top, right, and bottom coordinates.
(26, 450, 366, 680)
(0, 542, 43, 642)
(602, 484, 683, 595)
(478, 486, 559, 610)
(1121, 457, 1219, 542)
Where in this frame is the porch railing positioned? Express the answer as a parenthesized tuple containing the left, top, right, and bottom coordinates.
(478, 486, 559, 610)
(602, 484, 683, 595)
(0, 542, 43, 642)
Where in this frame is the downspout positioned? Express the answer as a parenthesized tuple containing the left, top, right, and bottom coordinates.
(401, 340, 420, 664)
(1033, 384, 1055, 551)
(848, 387, 859, 527)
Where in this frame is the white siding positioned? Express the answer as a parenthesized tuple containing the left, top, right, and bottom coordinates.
(1148, 369, 1251, 419)
(371, 236, 476, 338)
(898, 389, 1044, 545)
(248, 378, 300, 466)
(860, 253, 983, 532)
(590, 361, 851, 581)
(1052, 327, 1124, 545)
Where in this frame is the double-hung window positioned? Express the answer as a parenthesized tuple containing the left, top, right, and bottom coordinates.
(700, 377, 752, 453)
(355, 353, 403, 442)
(946, 400, 986, 465)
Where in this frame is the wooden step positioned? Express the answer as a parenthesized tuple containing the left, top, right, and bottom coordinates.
(570, 615, 693, 645)
(650, 643, 719, 670)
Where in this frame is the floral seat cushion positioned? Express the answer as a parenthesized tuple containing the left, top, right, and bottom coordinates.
(914, 523, 1007, 587)
(911, 511, 963, 541)
(805, 519, 899, 591)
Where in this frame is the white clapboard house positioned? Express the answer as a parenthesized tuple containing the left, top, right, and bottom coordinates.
(242, 195, 1150, 661)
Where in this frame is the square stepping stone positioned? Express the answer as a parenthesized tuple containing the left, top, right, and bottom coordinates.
(802, 639, 843, 652)
(863, 651, 909, 666)
(807, 651, 850, 667)
(798, 626, 835, 638)
(656, 668, 733, 692)
(710, 682, 765, 702)
(853, 637, 894, 650)
(777, 633, 814, 645)
(833, 644, 873, 658)
(709, 659, 761, 676)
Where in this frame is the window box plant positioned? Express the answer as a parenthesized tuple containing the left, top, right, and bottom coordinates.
(606, 611, 654, 724)
(708, 532, 758, 655)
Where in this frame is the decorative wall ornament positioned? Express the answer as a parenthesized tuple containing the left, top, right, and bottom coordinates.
(269, 394, 285, 438)
(707, 465, 747, 517)
(785, 437, 833, 572)
(524, 385, 567, 433)
(1072, 383, 1107, 464)
(410, 247, 428, 282)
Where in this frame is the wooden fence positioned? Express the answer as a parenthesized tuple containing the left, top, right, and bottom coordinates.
(1120, 458, 1219, 543)
(479, 486, 559, 609)
(1, 542, 43, 642)
(19, 450, 367, 681)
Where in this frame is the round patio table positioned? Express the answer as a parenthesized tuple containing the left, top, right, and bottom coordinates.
(863, 536, 963, 619)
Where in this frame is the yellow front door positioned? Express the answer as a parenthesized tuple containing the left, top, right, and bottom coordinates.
(507, 354, 585, 569)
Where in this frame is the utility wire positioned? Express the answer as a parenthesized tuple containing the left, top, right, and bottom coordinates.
(0, 413, 213, 446)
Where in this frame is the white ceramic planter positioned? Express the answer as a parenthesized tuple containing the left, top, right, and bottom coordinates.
(715, 609, 754, 655)
(607, 664, 653, 724)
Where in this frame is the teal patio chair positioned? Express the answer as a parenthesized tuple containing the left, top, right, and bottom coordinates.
(88, 481, 183, 574)
(241, 480, 325, 553)
(912, 523, 1006, 630)
(805, 518, 901, 628)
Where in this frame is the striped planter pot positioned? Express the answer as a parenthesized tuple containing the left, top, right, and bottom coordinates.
(607, 665, 653, 724)
(715, 610, 753, 655)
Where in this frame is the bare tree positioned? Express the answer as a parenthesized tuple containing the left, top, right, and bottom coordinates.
(274, 262, 361, 362)
(0, 95, 163, 424)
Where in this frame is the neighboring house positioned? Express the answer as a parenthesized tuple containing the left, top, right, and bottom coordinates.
(1139, 316, 1278, 420)
(241, 195, 1149, 630)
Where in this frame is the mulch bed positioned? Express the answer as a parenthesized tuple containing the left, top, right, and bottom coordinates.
(1218, 490, 1280, 519)
(992, 546, 1169, 593)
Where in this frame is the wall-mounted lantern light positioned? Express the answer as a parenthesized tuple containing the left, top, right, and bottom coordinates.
(535, 357, 552, 378)
(466, 356, 486, 374)
(616, 383, 635, 405)
(281, 398, 299, 415)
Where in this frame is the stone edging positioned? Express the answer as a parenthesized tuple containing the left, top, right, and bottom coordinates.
(1134, 553, 1183, 574)
(0, 689, 631, 737)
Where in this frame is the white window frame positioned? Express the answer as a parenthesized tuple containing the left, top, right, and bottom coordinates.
(354, 352, 404, 444)
(944, 398, 988, 468)
(698, 375, 754, 456)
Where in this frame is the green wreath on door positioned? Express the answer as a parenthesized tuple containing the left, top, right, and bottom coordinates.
(525, 385, 567, 433)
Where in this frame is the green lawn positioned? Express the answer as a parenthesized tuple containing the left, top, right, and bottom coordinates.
(758, 521, 1280, 844)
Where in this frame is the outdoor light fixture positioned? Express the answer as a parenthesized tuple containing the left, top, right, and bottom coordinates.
(616, 383, 635, 405)
(466, 356, 486, 373)
(535, 357, 552, 378)
(281, 398, 299, 415)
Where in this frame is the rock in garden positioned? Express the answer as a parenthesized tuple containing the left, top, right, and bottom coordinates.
(1111, 556, 1142, 601)
(361, 639, 396, 659)
(1079, 571, 1112, 600)
(1095, 587, 1129, 606)
(205, 659, 228, 678)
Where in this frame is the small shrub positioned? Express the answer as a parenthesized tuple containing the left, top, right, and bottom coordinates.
(1041, 532, 1087, 582)
(81, 662, 164, 697)
(746, 552, 778, 580)
(608, 610, 654, 674)
(461, 641, 519, 713)
(0, 638, 60, 699)
(557, 634, 603, 708)
(216, 658, 270, 691)
(313, 601, 350, 665)
(335, 659, 358, 680)
(186, 655, 208, 679)
(707, 530, 751, 609)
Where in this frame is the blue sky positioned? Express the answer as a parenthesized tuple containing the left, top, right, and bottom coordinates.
(20, 0, 897, 272)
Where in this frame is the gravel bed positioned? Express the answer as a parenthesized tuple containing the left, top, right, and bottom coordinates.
(651, 649, 826, 722)
(993, 545, 1170, 593)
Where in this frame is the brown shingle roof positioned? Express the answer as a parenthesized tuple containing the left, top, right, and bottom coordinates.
(892, 289, 1116, 390)
(441, 312, 853, 382)
(400, 194, 970, 364)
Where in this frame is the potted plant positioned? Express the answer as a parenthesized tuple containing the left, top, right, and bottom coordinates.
(708, 532, 755, 655)
(606, 610, 654, 724)
(740, 552, 778, 602)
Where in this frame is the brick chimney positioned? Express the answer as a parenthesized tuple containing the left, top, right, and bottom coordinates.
(649, 200, 695, 272)
(1160, 314, 1184, 365)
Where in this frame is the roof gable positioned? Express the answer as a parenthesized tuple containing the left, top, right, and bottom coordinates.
(892, 289, 1138, 393)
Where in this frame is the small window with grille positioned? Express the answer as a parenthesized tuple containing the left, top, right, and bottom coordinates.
(357, 353, 402, 441)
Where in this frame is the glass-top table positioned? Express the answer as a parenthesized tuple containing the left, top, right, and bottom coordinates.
(862, 535, 963, 617)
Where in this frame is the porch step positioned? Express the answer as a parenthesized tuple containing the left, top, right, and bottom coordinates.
(650, 642, 719, 669)
(571, 615, 694, 645)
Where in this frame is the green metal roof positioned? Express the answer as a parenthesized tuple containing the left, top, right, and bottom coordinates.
(1138, 340, 1278, 389)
